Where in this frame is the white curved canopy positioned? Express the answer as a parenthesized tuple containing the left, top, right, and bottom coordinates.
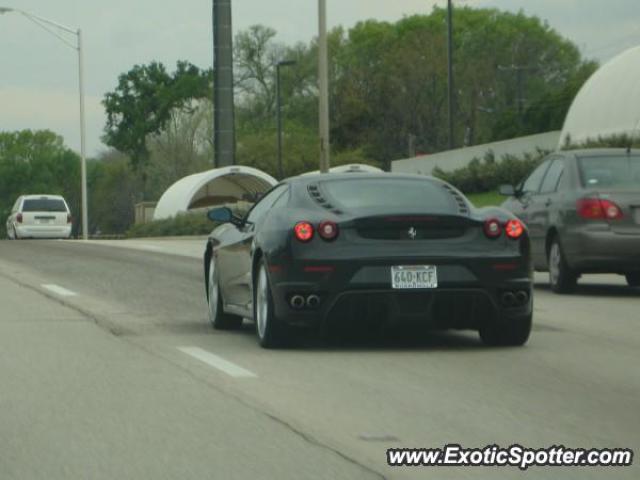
(154, 166, 277, 220)
(302, 164, 384, 175)
(560, 45, 640, 147)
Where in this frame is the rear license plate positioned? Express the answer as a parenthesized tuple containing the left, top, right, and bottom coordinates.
(391, 266, 438, 289)
(36, 219, 52, 225)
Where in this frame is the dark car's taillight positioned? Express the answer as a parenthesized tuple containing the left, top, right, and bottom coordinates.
(484, 218, 524, 240)
(483, 218, 502, 239)
(294, 222, 314, 242)
(16, 213, 23, 223)
(318, 221, 339, 241)
(577, 198, 623, 220)
(505, 219, 525, 239)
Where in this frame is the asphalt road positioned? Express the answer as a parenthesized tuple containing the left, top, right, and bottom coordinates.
(0, 238, 638, 480)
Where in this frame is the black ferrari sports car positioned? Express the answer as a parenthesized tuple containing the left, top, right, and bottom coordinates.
(204, 173, 533, 348)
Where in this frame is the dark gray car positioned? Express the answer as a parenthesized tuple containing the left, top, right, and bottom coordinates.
(500, 148, 640, 293)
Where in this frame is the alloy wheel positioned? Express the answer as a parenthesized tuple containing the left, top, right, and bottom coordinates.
(549, 242, 561, 287)
(208, 257, 219, 322)
(256, 265, 269, 340)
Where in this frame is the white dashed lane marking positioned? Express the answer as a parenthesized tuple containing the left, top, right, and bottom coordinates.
(41, 284, 78, 297)
(178, 347, 258, 379)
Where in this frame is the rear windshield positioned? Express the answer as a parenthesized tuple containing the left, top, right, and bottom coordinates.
(22, 199, 68, 212)
(320, 178, 459, 213)
(578, 155, 640, 189)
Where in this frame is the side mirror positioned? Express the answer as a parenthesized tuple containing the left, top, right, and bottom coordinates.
(207, 207, 235, 224)
(498, 184, 516, 197)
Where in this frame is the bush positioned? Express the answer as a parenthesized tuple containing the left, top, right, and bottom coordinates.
(562, 133, 640, 150)
(432, 149, 548, 194)
(126, 212, 214, 238)
(125, 202, 252, 238)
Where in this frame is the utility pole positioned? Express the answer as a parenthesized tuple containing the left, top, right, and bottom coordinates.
(447, 0, 455, 150)
(212, 0, 236, 167)
(318, 0, 330, 173)
(77, 28, 88, 239)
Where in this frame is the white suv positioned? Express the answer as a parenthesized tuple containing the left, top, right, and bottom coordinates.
(6, 195, 73, 239)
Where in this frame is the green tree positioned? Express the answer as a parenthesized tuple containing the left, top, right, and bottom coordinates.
(144, 100, 214, 200)
(102, 61, 212, 174)
(0, 130, 81, 237)
(329, 8, 596, 164)
(89, 151, 138, 235)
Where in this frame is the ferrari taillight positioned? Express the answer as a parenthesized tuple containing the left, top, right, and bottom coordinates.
(505, 219, 524, 239)
(318, 221, 339, 241)
(294, 222, 314, 242)
(483, 218, 501, 239)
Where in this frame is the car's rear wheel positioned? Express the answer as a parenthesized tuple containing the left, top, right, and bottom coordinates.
(479, 313, 532, 347)
(208, 256, 243, 330)
(625, 273, 640, 287)
(548, 238, 577, 294)
(254, 260, 289, 349)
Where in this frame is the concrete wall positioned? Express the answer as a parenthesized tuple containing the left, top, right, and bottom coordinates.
(135, 202, 157, 225)
(392, 131, 561, 175)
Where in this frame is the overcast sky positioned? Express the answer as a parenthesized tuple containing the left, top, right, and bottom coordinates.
(1, 0, 639, 156)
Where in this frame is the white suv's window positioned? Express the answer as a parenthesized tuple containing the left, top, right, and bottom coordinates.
(21, 198, 68, 212)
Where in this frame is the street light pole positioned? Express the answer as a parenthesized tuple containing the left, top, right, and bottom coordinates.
(276, 60, 296, 180)
(0, 7, 89, 240)
(318, 0, 330, 173)
(77, 29, 88, 240)
(447, 0, 455, 150)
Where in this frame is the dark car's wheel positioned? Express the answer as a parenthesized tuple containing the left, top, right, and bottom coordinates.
(625, 273, 640, 287)
(254, 260, 288, 349)
(479, 313, 532, 347)
(548, 237, 577, 294)
(208, 256, 243, 330)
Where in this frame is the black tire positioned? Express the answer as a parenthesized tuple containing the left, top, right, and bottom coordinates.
(207, 256, 243, 330)
(548, 237, 577, 294)
(254, 259, 289, 349)
(626, 273, 640, 287)
(479, 313, 532, 347)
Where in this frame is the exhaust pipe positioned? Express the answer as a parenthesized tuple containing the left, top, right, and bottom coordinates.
(290, 295, 306, 310)
(306, 295, 321, 309)
(501, 292, 516, 307)
(515, 290, 529, 306)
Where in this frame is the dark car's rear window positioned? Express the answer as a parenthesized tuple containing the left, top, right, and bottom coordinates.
(578, 155, 640, 189)
(22, 199, 68, 212)
(320, 178, 459, 213)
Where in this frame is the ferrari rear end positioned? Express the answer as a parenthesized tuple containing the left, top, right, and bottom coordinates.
(267, 175, 533, 346)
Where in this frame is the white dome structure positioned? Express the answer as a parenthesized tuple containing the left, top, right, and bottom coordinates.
(154, 166, 277, 220)
(302, 163, 384, 176)
(560, 45, 640, 147)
